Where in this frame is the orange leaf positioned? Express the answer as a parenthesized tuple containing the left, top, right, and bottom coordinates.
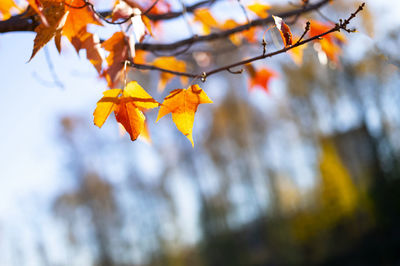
(93, 88, 122, 128)
(309, 20, 346, 63)
(193, 8, 220, 35)
(0, 0, 19, 20)
(93, 81, 158, 141)
(102, 31, 134, 87)
(152, 57, 187, 91)
(115, 99, 146, 141)
(246, 65, 278, 93)
(157, 84, 213, 146)
(71, 29, 104, 73)
(62, 0, 102, 42)
(247, 2, 271, 18)
(273, 15, 293, 47)
(29, 0, 67, 61)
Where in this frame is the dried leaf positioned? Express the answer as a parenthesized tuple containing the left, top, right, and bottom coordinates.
(273, 15, 293, 47)
(157, 84, 213, 146)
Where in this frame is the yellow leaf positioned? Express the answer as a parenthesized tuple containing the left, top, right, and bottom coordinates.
(247, 1, 271, 18)
(0, 0, 19, 20)
(93, 89, 122, 128)
(157, 84, 213, 147)
(122, 81, 160, 110)
(193, 8, 219, 34)
(93, 81, 159, 141)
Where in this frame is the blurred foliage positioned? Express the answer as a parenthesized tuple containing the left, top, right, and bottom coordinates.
(6, 2, 400, 265)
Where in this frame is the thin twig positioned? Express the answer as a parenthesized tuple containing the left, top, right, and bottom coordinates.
(135, 0, 332, 52)
(127, 3, 365, 82)
(295, 21, 310, 44)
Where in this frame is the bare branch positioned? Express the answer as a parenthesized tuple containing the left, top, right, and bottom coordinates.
(128, 3, 365, 82)
(135, 0, 332, 52)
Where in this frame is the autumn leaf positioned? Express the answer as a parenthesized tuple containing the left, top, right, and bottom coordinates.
(93, 88, 122, 128)
(193, 8, 220, 35)
(156, 84, 213, 146)
(71, 29, 104, 73)
(152, 57, 187, 91)
(29, 0, 67, 61)
(27, 0, 47, 26)
(247, 1, 271, 18)
(309, 20, 346, 63)
(246, 65, 278, 93)
(94, 81, 159, 141)
(62, 0, 102, 42)
(102, 31, 135, 87)
(273, 15, 293, 47)
(0, 0, 19, 20)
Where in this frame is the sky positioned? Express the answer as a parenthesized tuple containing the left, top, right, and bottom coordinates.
(0, 0, 400, 264)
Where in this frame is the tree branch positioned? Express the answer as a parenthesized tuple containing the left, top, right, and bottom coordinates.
(128, 3, 365, 82)
(0, 0, 218, 33)
(136, 0, 331, 52)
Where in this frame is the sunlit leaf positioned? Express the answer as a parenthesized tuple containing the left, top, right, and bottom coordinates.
(157, 84, 213, 146)
(93, 88, 122, 128)
(93, 81, 158, 141)
(247, 1, 271, 18)
(29, 0, 67, 61)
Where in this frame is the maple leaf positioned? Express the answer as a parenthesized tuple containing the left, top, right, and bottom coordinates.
(93, 88, 122, 128)
(0, 0, 19, 20)
(309, 20, 346, 63)
(152, 57, 187, 91)
(156, 84, 213, 147)
(71, 28, 104, 73)
(102, 31, 135, 87)
(94, 81, 159, 141)
(247, 1, 271, 18)
(26, 0, 51, 27)
(62, 0, 102, 42)
(29, 0, 68, 61)
(246, 64, 278, 93)
(273, 15, 293, 47)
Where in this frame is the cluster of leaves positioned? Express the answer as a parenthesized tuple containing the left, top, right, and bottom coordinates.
(0, 0, 359, 146)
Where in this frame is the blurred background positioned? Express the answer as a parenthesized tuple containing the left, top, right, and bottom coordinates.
(1, 0, 400, 265)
